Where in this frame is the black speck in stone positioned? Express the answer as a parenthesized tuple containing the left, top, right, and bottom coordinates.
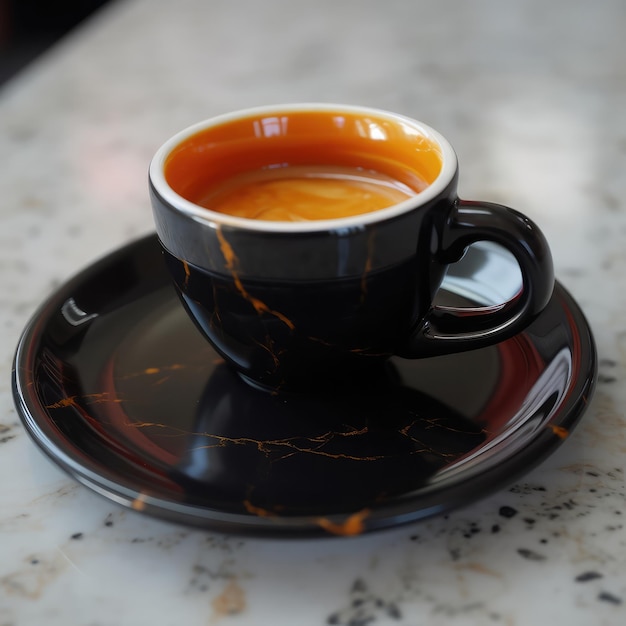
(499, 506, 518, 519)
(517, 548, 546, 562)
(586, 471, 600, 477)
(327, 613, 340, 625)
(386, 603, 402, 620)
(575, 571, 603, 583)
(598, 375, 617, 384)
(523, 518, 536, 525)
(30, 558, 39, 565)
(600, 358, 617, 367)
(540, 539, 548, 544)
(491, 524, 501, 533)
(463, 525, 481, 538)
(104, 514, 114, 527)
(598, 592, 622, 605)
(71, 532, 83, 540)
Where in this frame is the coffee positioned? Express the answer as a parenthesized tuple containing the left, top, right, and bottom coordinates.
(199, 165, 418, 221)
(163, 109, 443, 222)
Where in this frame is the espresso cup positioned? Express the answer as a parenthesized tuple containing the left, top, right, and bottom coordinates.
(149, 104, 554, 391)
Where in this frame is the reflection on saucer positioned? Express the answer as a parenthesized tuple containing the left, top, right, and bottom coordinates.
(163, 363, 486, 515)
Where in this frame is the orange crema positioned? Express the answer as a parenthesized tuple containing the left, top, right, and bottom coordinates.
(164, 109, 443, 221)
(201, 165, 417, 221)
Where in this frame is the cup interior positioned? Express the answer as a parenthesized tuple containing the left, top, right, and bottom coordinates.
(150, 105, 456, 232)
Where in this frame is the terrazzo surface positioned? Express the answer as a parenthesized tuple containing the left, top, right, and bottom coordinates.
(1, 0, 625, 624)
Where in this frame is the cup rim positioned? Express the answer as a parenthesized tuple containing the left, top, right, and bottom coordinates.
(149, 103, 458, 233)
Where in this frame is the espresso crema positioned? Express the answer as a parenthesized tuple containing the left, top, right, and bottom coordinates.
(199, 165, 419, 221)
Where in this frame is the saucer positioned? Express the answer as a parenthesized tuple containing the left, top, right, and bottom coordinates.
(12, 235, 597, 537)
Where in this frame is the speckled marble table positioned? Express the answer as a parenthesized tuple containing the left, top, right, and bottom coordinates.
(1, 0, 625, 624)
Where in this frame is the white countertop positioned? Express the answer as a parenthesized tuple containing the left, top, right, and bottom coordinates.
(1, 0, 625, 624)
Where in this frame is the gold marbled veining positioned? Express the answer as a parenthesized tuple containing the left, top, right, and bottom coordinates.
(182, 260, 191, 290)
(316, 508, 370, 536)
(131, 492, 149, 511)
(45, 393, 122, 410)
(547, 424, 569, 439)
(242, 500, 370, 536)
(124, 418, 468, 463)
(215, 226, 295, 330)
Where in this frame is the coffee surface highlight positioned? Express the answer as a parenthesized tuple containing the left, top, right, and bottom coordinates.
(201, 165, 417, 221)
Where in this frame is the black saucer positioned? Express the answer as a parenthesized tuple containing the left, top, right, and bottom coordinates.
(12, 235, 597, 537)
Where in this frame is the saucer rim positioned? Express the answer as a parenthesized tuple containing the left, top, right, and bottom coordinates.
(12, 234, 597, 537)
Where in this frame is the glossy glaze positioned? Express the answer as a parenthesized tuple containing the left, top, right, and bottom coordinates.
(12, 235, 596, 536)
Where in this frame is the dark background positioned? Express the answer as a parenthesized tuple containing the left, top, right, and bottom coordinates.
(0, 0, 113, 85)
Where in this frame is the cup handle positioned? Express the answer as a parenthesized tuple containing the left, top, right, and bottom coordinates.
(403, 199, 554, 357)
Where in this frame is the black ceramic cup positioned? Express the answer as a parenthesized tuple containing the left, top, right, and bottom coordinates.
(149, 104, 554, 391)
